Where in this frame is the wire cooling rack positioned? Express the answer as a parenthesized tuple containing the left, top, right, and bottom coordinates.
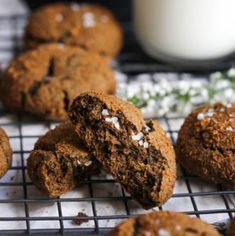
(0, 14, 235, 236)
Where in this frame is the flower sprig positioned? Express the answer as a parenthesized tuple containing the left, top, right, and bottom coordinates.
(116, 67, 235, 117)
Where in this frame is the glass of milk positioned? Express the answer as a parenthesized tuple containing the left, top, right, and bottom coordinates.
(133, 0, 235, 64)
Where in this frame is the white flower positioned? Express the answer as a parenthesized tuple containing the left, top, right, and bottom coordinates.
(227, 68, 235, 77)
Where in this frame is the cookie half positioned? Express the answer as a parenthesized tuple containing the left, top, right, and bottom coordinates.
(107, 211, 221, 236)
(24, 3, 123, 58)
(68, 91, 176, 209)
(176, 103, 235, 186)
(0, 128, 12, 178)
(27, 122, 99, 197)
(0, 44, 116, 120)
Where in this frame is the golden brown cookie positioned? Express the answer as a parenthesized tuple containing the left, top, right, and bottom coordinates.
(24, 3, 122, 58)
(107, 211, 221, 236)
(227, 217, 235, 236)
(0, 127, 12, 178)
(27, 122, 99, 197)
(0, 44, 116, 120)
(176, 103, 235, 186)
(68, 91, 176, 209)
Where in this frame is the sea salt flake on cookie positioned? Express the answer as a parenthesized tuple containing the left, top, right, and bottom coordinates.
(143, 142, 149, 148)
(83, 12, 95, 28)
(226, 126, 233, 132)
(105, 117, 120, 130)
(71, 3, 80, 11)
(158, 228, 170, 236)
(84, 160, 92, 166)
(144, 124, 151, 132)
(197, 113, 205, 120)
(55, 13, 64, 22)
(102, 109, 109, 116)
(132, 132, 144, 141)
(175, 225, 181, 231)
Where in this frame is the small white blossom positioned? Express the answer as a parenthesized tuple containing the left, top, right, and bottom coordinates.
(227, 68, 235, 77)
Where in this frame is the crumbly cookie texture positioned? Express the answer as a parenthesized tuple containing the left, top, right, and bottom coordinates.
(68, 91, 176, 209)
(0, 44, 116, 120)
(106, 211, 221, 236)
(27, 122, 99, 197)
(0, 128, 12, 178)
(24, 3, 123, 58)
(176, 102, 235, 186)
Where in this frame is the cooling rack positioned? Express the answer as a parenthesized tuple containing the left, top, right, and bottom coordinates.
(0, 14, 234, 236)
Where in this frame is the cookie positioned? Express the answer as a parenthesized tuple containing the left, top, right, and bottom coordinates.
(227, 217, 235, 236)
(27, 122, 99, 197)
(0, 44, 116, 120)
(176, 103, 235, 186)
(107, 211, 221, 236)
(0, 128, 12, 178)
(68, 91, 176, 209)
(24, 3, 122, 58)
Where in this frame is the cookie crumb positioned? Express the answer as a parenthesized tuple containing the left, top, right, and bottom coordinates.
(55, 13, 64, 23)
(72, 212, 89, 225)
(82, 12, 95, 28)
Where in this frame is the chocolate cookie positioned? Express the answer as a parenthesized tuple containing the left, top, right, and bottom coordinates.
(227, 217, 235, 236)
(68, 91, 176, 209)
(27, 122, 99, 197)
(176, 103, 235, 186)
(24, 3, 122, 58)
(0, 44, 116, 120)
(107, 211, 221, 236)
(0, 128, 12, 178)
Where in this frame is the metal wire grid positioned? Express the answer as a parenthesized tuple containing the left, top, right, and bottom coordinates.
(0, 14, 234, 235)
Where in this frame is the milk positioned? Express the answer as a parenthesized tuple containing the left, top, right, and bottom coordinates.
(133, 0, 235, 63)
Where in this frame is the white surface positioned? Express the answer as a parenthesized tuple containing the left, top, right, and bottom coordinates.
(134, 0, 235, 61)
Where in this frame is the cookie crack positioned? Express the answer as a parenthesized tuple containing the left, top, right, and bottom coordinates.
(28, 57, 55, 97)
(63, 90, 70, 112)
(132, 219, 141, 236)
